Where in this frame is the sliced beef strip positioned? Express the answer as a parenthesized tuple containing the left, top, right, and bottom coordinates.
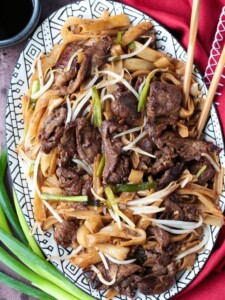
(189, 157, 215, 185)
(148, 146, 177, 175)
(55, 42, 79, 69)
(148, 226, 170, 248)
(85, 35, 112, 72)
(157, 162, 184, 190)
(59, 35, 112, 95)
(53, 42, 80, 89)
(160, 194, 199, 222)
(146, 81, 182, 137)
(58, 121, 77, 167)
(115, 274, 143, 299)
(111, 89, 141, 126)
(137, 262, 176, 295)
(75, 118, 101, 165)
(56, 166, 83, 196)
(147, 81, 182, 123)
(56, 166, 93, 197)
(101, 120, 129, 184)
(107, 156, 130, 184)
(134, 134, 155, 171)
(39, 106, 67, 154)
(155, 130, 221, 162)
(54, 218, 79, 248)
(83, 262, 143, 292)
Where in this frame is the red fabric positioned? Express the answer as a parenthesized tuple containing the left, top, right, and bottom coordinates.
(120, 0, 225, 299)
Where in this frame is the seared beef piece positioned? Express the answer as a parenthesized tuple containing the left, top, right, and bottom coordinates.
(146, 81, 182, 137)
(148, 226, 170, 248)
(136, 135, 155, 170)
(116, 275, 143, 298)
(189, 157, 215, 185)
(147, 81, 182, 122)
(53, 42, 80, 89)
(56, 166, 83, 195)
(53, 68, 78, 90)
(75, 118, 101, 165)
(56, 166, 93, 197)
(111, 89, 141, 126)
(85, 35, 112, 72)
(56, 42, 79, 69)
(138, 135, 154, 153)
(160, 195, 199, 222)
(101, 121, 130, 184)
(58, 121, 77, 167)
(59, 35, 112, 95)
(157, 162, 184, 190)
(143, 249, 172, 267)
(137, 262, 176, 295)
(155, 130, 221, 162)
(83, 262, 143, 293)
(148, 147, 177, 175)
(39, 106, 67, 154)
(60, 52, 90, 94)
(54, 218, 79, 248)
(146, 119, 177, 139)
(107, 156, 130, 184)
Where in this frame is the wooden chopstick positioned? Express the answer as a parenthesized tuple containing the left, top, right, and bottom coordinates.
(197, 44, 225, 138)
(182, 0, 200, 109)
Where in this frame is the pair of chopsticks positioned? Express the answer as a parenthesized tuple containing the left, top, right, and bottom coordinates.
(182, 0, 225, 138)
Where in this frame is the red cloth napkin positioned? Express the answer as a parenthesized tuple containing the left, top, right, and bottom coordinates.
(120, 1, 225, 299)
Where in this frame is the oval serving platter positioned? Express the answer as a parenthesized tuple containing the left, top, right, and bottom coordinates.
(5, 0, 225, 299)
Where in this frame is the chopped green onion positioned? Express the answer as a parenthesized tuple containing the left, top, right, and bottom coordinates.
(196, 165, 207, 178)
(40, 194, 87, 202)
(104, 186, 115, 202)
(31, 80, 40, 103)
(128, 42, 135, 50)
(97, 155, 105, 177)
(113, 181, 156, 194)
(138, 69, 166, 112)
(0, 205, 11, 235)
(0, 148, 27, 244)
(0, 271, 55, 300)
(0, 229, 93, 300)
(116, 31, 124, 45)
(0, 246, 77, 300)
(91, 86, 102, 128)
(13, 189, 44, 258)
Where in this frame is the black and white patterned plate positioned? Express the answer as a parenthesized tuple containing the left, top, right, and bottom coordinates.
(5, 0, 225, 299)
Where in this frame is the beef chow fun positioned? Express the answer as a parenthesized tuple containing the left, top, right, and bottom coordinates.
(17, 11, 224, 298)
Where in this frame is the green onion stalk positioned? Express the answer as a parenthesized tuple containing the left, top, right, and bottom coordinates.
(96, 155, 105, 177)
(113, 181, 156, 194)
(40, 193, 87, 202)
(30, 79, 40, 103)
(0, 246, 77, 300)
(0, 148, 27, 244)
(91, 86, 102, 128)
(13, 189, 44, 258)
(0, 228, 93, 300)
